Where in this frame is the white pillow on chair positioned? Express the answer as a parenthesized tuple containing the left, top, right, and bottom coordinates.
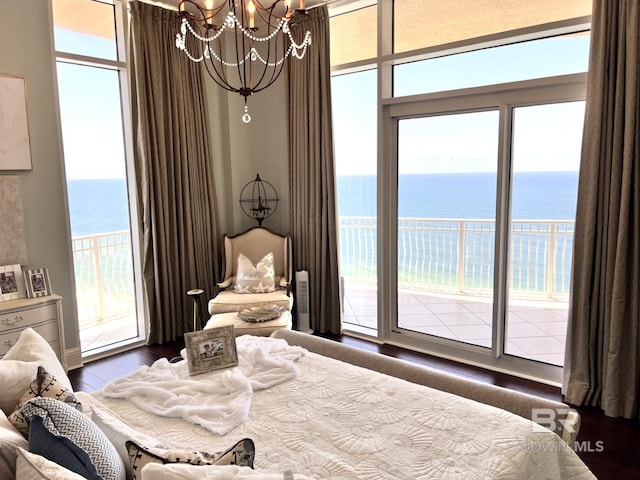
(233, 253, 276, 294)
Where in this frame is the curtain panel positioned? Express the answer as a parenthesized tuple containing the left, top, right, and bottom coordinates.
(288, 6, 341, 334)
(563, 0, 639, 418)
(129, 1, 221, 343)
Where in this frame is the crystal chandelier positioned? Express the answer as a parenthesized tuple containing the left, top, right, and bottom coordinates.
(175, 0, 312, 123)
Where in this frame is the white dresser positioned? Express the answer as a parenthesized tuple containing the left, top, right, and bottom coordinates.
(0, 294, 66, 370)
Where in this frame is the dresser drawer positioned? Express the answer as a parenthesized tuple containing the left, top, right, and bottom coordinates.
(0, 320, 60, 358)
(0, 303, 58, 333)
(0, 295, 65, 368)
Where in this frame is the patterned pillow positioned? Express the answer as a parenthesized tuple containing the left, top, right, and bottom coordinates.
(125, 438, 255, 480)
(20, 397, 125, 480)
(233, 252, 276, 294)
(9, 366, 82, 436)
(15, 447, 87, 480)
(0, 409, 28, 480)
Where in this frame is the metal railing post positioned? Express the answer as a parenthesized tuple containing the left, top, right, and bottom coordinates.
(547, 221, 557, 298)
(91, 235, 105, 321)
(457, 220, 466, 290)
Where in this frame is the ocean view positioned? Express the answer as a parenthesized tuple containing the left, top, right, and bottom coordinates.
(67, 179, 131, 237)
(337, 171, 578, 219)
(67, 172, 577, 295)
(68, 172, 578, 237)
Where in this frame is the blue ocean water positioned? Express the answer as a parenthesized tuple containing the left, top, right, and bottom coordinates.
(67, 179, 131, 237)
(67, 172, 578, 236)
(338, 171, 578, 219)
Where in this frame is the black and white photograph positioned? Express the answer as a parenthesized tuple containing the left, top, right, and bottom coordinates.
(24, 267, 52, 298)
(0, 264, 27, 301)
(184, 325, 238, 375)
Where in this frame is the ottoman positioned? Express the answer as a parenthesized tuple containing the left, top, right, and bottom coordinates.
(204, 311, 292, 337)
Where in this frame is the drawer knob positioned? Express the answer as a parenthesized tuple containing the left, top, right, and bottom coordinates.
(1, 316, 24, 326)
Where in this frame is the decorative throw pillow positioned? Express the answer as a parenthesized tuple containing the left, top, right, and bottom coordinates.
(15, 447, 88, 480)
(91, 405, 165, 480)
(21, 397, 125, 480)
(0, 409, 28, 480)
(9, 366, 82, 436)
(3, 328, 72, 392)
(233, 252, 276, 294)
(0, 360, 39, 415)
(125, 438, 255, 480)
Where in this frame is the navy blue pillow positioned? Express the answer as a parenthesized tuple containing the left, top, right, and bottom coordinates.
(21, 397, 125, 480)
(29, 415, 101, 480)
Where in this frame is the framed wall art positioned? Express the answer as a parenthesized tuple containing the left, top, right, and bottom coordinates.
(184, 325, 238, 376)
(0, 76, 32, 171)
(24, 267, 52, 298)
(0, 264, 27, 301)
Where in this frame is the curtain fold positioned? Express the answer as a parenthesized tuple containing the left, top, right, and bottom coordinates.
(129, 1, 221, 343)
(563, 0, 640, 418)
(288, 7, 341, 334)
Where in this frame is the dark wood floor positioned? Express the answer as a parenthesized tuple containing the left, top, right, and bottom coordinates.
(68, 334, 639, 480)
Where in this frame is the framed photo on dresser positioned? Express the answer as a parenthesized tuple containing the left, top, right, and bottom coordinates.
(24, 267, 52, 298)
(0, 264, 27, 302)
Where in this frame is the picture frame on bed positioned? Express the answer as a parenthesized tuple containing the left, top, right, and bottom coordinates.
(184, 325, 238, 375)
(0, 264, 27, 302)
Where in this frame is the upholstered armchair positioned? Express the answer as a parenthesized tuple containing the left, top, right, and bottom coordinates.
(208, 227, 294, 316)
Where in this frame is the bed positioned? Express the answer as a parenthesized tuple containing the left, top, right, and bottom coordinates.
(1, 328, 596, 479)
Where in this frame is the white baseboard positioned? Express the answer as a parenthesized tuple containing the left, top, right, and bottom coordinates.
(65, 347, 83, 371)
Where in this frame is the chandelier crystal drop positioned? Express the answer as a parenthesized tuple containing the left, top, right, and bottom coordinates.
(175, 0, 312, 123)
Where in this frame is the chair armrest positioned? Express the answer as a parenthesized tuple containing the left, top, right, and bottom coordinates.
(218, 278, 232, 289)
(280, 277, 291, 295)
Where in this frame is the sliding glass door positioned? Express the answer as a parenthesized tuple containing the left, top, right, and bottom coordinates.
(505, 102, 584, 365)
(397, 111, 499, 348)
(393, 101, 582, 371)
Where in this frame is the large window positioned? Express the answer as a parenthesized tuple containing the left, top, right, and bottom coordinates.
(330, 0, 591, 383)
(332, 70, 378, 334)
(53, 0, 143, 356)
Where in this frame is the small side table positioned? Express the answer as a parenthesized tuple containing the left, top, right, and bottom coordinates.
(186, 289, 204, 331)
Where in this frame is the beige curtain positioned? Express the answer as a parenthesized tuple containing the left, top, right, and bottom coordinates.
(563, 0, 639, 418)
(288, 7, 341, 334)
(129, 1, 221, 344)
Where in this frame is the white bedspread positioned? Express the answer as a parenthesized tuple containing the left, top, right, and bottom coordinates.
(91, 340, 596, 479)
(101, 336, 306, 435)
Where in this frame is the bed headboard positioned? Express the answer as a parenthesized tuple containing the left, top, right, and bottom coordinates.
(271, 330, 580, 446)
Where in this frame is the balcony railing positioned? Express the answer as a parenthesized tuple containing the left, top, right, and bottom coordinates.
(340, 216, 574, 299)
(72, 217, 574, 328)
(71, 231, 135, 327)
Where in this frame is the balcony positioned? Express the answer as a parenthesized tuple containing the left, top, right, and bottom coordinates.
(71, 231, 138, 352)
(72, 217, 573, 365)
(340, 216, 573, 366)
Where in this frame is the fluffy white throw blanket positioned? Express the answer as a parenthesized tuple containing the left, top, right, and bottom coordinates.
(102, 336, 307, 435)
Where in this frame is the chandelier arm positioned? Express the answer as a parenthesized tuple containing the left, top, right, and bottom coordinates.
(249, 9, 278, 90)
(254, 1, 288, 30)
(251, 21, 289, 92)
(250, 59, 286, 94)
(203, 53, 238, 93)
(237, 21, 251, 97)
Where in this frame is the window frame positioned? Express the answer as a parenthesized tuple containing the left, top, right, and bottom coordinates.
(330, 0, 590, 384)
(53, 0, 147, 358)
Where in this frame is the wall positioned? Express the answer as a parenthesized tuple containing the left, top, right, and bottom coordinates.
(0, 1, 79, 354)
(0, 0, 290, 361)
(209, 75, 291, 237)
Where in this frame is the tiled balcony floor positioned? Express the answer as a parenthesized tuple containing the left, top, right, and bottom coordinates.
(80, 314, 140, 354)
(342, 285, 568, 366)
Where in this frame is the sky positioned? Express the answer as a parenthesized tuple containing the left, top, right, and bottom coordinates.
(54, 25, 590, 180)
(55, 28, 126, 180)
(332, 34, 590, 176)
